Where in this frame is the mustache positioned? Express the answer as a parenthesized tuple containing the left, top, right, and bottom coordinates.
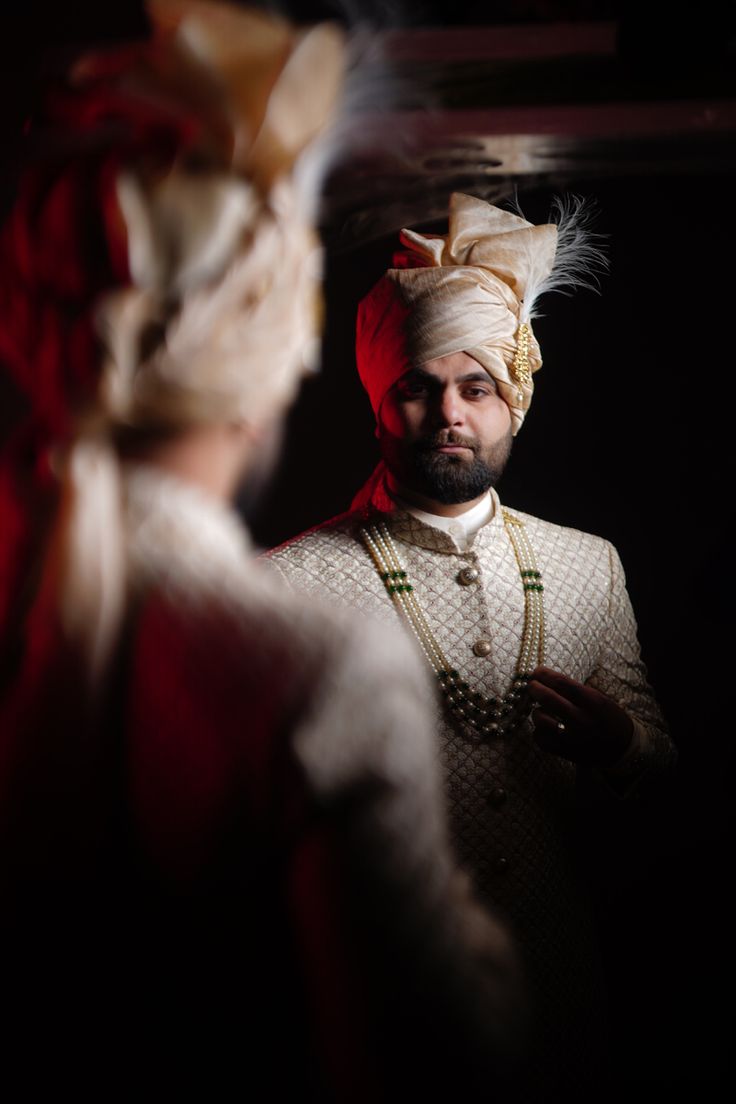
(415, 431, 479, 453)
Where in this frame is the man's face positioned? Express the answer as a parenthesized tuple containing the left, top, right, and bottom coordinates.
(378, 351, 513, 506)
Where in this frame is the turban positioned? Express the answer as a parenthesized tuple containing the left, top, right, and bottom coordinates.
(0, 0, 344, 681)
(356, 191, 603, 436)
(0, 0, 344, 438)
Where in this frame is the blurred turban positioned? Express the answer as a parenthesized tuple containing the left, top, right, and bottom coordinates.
(0, 0, 344, 680)
(1, 0, 344, 437)
(356, 191, 604, 436)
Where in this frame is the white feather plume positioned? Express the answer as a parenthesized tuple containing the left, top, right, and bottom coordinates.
(513, 194, 609, 324)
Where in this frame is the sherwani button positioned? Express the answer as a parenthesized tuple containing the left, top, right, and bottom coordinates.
(457, 567, 479, 585)
(493, 857, 510, 874)
(472, 639, 492, 657)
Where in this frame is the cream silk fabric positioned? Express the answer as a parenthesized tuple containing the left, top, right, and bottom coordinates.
(96, 2, 345, 428)
(266, 490, 675, 1083)
(356, 193, 557, 434)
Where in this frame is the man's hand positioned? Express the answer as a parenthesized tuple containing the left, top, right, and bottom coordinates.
(526, 666, 633, 768)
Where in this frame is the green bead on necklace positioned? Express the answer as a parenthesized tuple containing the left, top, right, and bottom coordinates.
(360, 510, 545, 739)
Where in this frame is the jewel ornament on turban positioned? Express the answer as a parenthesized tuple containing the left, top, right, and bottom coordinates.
(0, 0, 344, 682)
(356, 192, 606, 436)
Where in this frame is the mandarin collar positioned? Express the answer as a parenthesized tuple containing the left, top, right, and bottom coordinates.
(360, 480, 506, 554)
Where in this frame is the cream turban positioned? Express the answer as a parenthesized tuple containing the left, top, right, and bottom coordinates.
(357, 192, 602, 435)
(93, 0, 345, 431)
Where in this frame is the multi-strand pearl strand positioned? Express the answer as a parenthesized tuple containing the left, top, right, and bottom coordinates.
(360, 509, 545, 739)
(502, 510, 546, 677)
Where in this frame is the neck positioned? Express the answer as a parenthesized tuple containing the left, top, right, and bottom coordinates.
(119, 422, 251, 503)
(386, 472, 489, 517)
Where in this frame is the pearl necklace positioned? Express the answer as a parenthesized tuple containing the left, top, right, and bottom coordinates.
(360, 509, 545, 739)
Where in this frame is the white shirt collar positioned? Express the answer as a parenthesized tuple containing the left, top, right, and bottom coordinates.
(392, 490, 495, 551)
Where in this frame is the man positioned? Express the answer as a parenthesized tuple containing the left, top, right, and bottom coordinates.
(266, 192, 677, 1098)
(0, 10, 523, 1100)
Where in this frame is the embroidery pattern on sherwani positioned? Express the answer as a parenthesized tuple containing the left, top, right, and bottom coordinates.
(266, 490, 675, 1084)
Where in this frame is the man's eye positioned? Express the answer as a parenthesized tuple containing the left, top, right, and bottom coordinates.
(398, 383, 428, 399)
(463, 386, 491, 398)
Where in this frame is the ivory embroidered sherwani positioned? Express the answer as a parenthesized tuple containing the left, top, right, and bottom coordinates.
(1, 466, 523, 1102)
(266, 482, 675, 1092)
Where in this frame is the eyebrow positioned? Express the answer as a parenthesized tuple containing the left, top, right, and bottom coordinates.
(399, 368, 493, 386)
(458, 372, 493, 383)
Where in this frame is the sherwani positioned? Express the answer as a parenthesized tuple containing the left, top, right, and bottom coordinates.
(0, 466, 521, 1103)
(266, 482, 676, 1094)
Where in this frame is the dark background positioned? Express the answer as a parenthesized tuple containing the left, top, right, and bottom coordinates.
(2, 0, 734, 1094)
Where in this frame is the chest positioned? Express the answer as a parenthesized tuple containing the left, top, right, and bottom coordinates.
(380, 535, 610, 696)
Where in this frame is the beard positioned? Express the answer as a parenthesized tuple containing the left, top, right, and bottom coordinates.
(382, 428, 513, 505)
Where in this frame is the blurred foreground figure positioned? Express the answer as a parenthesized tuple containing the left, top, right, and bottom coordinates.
(267, 193, 678, 1100)
(0, 4, 523, 1099)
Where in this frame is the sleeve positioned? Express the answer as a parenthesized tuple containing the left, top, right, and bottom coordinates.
(586, 543, 677, 794)
(290, 611, 526, 1098)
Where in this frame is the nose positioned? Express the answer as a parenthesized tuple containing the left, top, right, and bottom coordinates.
(432, 386, 464, 428)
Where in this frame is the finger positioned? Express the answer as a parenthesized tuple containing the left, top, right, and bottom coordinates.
(528, 666, 593, 709)
(532, 709, 565, 732)
(526, 680, 579, 725)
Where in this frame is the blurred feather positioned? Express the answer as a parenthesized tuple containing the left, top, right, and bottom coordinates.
(510, 193, 608, 322)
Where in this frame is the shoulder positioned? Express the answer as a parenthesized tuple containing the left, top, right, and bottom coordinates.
(501, 503, 619, 572)
(132, 550, 428, 716)
(120, 478, 362, 708)
(262, 509, 378, 587)
(130, 562, 437, 803)
(266, 509, 366, 558)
